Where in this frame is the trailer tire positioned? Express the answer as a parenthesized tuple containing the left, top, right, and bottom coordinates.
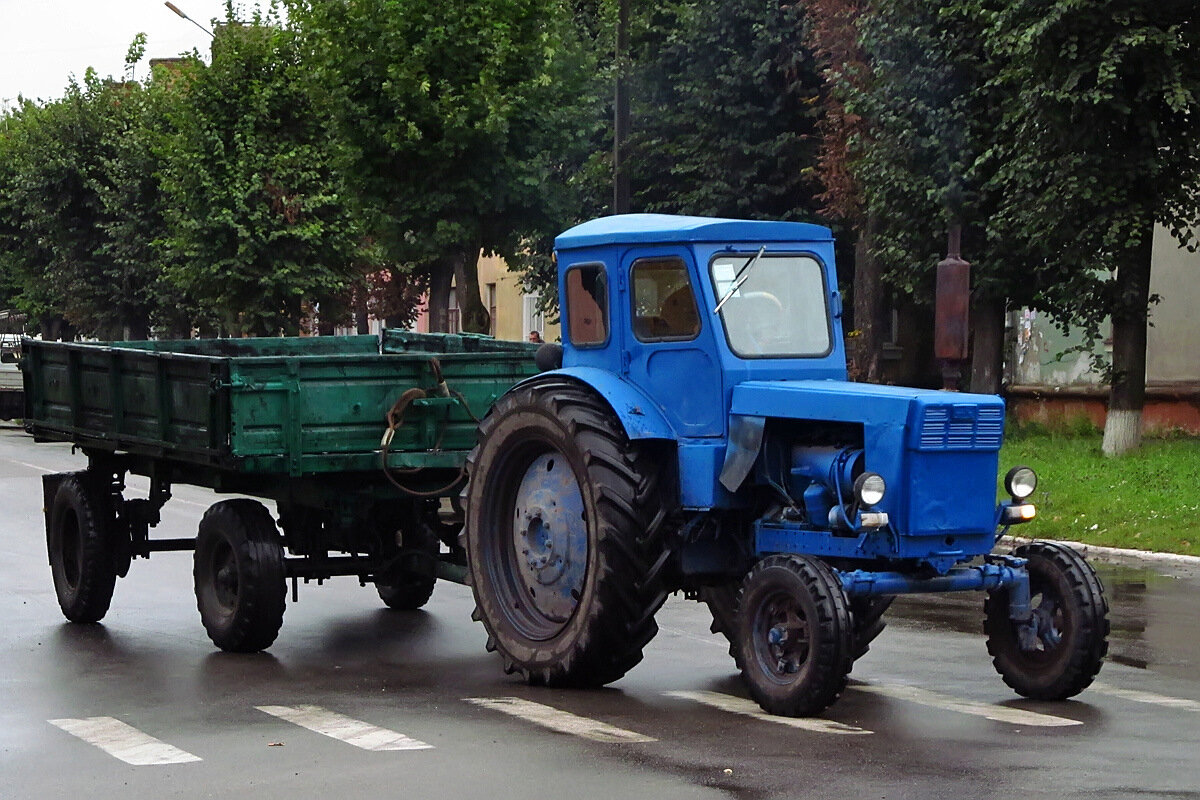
(984, 541, 1109, 700)
(463, 379, 668, 687)
(49, 474, 117, 623)
(736, 555, 854, 716)
(376, 521, 440, 611)
(194, 499, 286, 653)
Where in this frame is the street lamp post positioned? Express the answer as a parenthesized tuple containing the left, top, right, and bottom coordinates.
(164, 2, 214, 38)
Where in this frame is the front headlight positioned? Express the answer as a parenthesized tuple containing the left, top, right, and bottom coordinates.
(1004, 466, 1038, 499)
(854, 472, 886, 507)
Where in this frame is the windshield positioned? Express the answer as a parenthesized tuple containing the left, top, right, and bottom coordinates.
(710, 253, 832, 358)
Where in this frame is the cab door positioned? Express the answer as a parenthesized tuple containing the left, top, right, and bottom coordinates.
(621, 248, 723, 437)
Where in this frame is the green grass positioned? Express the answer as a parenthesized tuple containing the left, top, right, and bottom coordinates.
(1000, 432, 1200, 557)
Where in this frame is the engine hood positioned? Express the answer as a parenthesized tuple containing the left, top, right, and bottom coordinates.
(730, 379, 1005, 452)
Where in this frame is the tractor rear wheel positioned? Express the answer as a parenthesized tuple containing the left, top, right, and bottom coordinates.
(463, 379, 668, 687)
(736, 555, 854, 716)
(984, 541, 1109, 700)
(194, 499, 286, 652)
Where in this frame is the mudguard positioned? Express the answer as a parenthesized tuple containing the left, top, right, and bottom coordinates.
(514, 367, 675, 441)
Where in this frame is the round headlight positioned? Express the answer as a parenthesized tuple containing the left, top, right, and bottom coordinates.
(1005, 466, 1038, 499)
(854, 472, 886, 507)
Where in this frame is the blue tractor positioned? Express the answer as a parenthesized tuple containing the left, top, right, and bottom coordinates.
(462, 214, 1108, 716)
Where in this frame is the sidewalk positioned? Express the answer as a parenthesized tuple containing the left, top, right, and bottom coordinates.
(999, 534, 1200, 569)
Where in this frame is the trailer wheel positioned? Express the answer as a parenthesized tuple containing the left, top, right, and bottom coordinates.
(194, 499, 286, 652)
(736, 555, 854, 716)
(49, 474, 117, 623)
(984, 541, 1109, 700)
(376, 522, 440, 610)
(463, 379, 668, 687)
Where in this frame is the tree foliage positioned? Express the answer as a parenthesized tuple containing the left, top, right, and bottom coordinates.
(285, 0, 598, 332)
(0, 62, 167, 339)
(157, 8, 367, 336)
(626, 0, 824, 221)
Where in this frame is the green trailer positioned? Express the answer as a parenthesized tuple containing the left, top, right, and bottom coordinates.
(22, 331, 538, 651)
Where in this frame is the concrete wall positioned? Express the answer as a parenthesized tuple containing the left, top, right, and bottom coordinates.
(1010, 224, 1200, 388)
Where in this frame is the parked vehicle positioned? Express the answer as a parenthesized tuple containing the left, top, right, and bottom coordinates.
(0, 334, 22, 420)
(23, 214, 1108, 717)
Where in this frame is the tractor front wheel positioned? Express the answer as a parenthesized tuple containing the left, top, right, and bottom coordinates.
(984, 541, 1109, 700)
(736, 555, 854, 716)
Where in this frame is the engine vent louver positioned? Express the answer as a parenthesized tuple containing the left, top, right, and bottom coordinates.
(918, 404, 1003, 451)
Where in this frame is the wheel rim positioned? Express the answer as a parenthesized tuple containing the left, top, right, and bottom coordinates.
(751, 589, 812, 683)
(490, 448, 588, 641)
(209, 539, 239, 612)
(1021, 576, 1068, 662)
(59, 510, 82, 590)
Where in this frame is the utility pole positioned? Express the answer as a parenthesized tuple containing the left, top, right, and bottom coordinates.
(613, 0, 630, 214)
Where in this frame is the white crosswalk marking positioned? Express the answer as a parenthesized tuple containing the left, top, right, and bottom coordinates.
(1089, 683, 1200, 712)
(256, 705, 433, 751)
(665, 690, 873, 734)
(48, 717, 202, 765)
(852, 684, 1082, 726)
(464, 697, 656, 743)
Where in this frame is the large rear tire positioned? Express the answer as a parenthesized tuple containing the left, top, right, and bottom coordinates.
(736, 555, 854, 716)
(984, 541, 1109, 700)
(194, 499, 286, 653)
(463, 379, 668, 687)
(49, 474, 117, 623)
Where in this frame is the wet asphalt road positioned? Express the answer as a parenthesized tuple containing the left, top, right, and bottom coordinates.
(3, 424, 1199, 800)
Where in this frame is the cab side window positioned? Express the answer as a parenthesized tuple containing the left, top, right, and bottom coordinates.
(566, 263, 608, 346)
(631, 257, 700, 342)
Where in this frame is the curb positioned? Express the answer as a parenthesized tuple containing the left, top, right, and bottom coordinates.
(999, 535, 1200, 567)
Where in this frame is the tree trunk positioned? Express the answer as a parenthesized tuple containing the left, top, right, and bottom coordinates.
(452, 244, 491, 335)
(354, 283, 370, 334)
(426, 265, 452, 333)
(1101, 232, 1154, 456)
(968, 293, 1005, 395)
(852, 212, 884, 383)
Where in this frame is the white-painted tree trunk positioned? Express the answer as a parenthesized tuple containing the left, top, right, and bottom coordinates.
(1102, 408, 1142, 456)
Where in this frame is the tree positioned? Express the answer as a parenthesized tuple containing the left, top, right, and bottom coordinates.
(982, 0, 1200, 454)
(157, 9, 366, 336)
(286, 0, 597, 333)
(0, 64, 167, 340)
(625, 0, 824, 221)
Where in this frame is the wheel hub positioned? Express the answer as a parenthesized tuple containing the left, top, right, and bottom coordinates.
(511, 452, 586, 625)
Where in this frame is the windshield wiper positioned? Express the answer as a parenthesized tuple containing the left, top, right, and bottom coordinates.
(714, 245, 766, 314)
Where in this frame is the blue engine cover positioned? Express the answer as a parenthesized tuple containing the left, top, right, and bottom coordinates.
(731, 379, 1005, 564)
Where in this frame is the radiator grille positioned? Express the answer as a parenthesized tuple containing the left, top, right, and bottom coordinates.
(918, 404, 1003, 451)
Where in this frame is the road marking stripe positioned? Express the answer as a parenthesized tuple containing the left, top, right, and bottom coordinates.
(255, 705, 433, 751)
(665, 690, 872, 734)
(464, 697, 656, 743)
(1090, 683, 1200, 712)
(9, 458, 54, 474)
(48, 717, 202, 765)
(852, 684, 1081, 727)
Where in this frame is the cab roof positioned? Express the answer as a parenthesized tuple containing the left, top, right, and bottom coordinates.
(555, 214, 833, 251)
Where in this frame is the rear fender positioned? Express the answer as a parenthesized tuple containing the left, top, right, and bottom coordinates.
(513, 367, 675, 441)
